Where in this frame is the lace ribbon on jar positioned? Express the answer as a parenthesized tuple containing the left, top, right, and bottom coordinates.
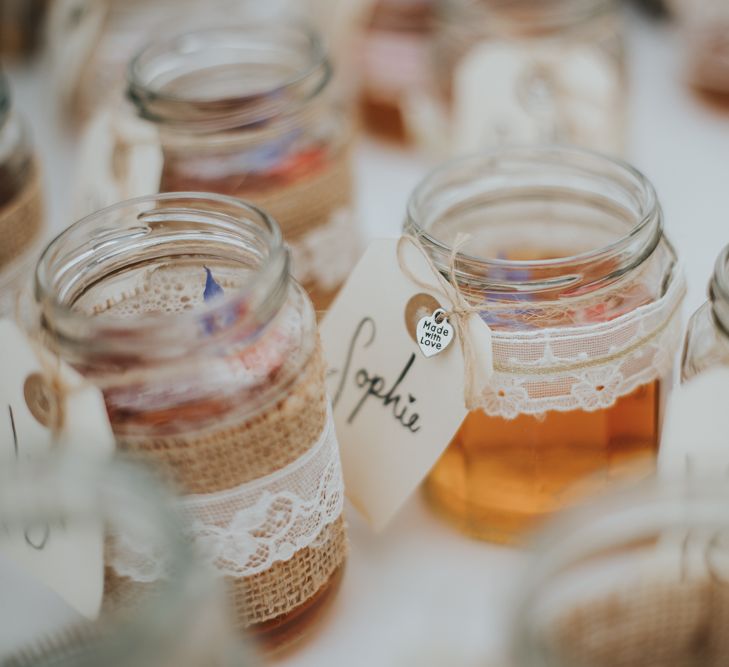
(110, 408, 344, 582)
(478, 269, 686, 419)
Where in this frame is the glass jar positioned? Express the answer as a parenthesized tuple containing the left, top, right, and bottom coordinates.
(48, 0, 258, 124)
(0, 72, 45, 317)
(512, 478, 729, 667)
(0, 454, 251, 667)
(405, 146, 684, 543)
(34, 193, 347, 655)
(118, 24, 359, 312)
(433, 0, 626, 155)
(358, 0, 436, 144)
(682, 244, 729, 381)
(669, 0, 729, 111)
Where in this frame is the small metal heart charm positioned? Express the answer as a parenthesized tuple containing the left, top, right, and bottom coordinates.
(416, 309, 455, 358)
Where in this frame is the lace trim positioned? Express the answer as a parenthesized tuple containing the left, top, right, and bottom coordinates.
(290, 207, 360, 293)
(111, 407, 344, 581)
(477, 269, 686, 418)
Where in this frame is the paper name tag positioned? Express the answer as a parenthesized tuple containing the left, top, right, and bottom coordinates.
(659, 368, 729, 479)
(0, 320, 115, 619)
(321, 239, 492, 531)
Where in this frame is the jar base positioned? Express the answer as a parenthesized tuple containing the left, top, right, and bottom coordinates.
(247, 562, 346, 658)
(423, 479, 540, 545)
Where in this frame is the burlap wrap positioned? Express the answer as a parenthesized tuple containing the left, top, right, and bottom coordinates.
(111, 343, 347, 629)
(550, 579, 729, 667)
(245, 148, 356, 312)
(0, 166, 43, 270)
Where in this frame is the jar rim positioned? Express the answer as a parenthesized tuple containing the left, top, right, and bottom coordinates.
(34, 192, 289, 357)
(405, 145, 663, 295)
(127, 23, 331, 131)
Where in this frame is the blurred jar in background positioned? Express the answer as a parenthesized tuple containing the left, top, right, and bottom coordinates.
(0, 455, 253, 667)
(358, 0, 436, 144)
(0, 72, 45, 317)
(35, 194, 348, 655)
(682, 244, 729, 381)
(49, 0, 365, 128)
(0, 0, 49, 57)
(432, 0, 626, 155)
(512, 479, 729, 667)
(47, 0, 258, 125)
(669, 0, 729, 110)
(76, 23, 360, 313)
(406, 147, 684, 543)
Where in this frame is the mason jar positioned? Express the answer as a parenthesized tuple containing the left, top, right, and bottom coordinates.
(48, 0, 260, 124)
(433, 0, 626, 154)
(682, 244, 729, 381)
(405, 146, 684, 543)
(358, 0, 436, 144)
(0, 454, 251, 667)
(100, 23, 359, 312)
(668, 0, 729, 110)
(0, 72, 45, 317)
(34, 193, 347, 655)
(511, 478, 729, 667)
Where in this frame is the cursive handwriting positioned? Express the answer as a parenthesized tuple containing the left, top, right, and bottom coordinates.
(5, 403, 52, 551)
(332, 317, 421, 434)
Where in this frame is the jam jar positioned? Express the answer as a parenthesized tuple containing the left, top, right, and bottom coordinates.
(0, 72, 45, 317)
(118, 24, 360, 312)
(34, 193, 347, 654)
(682, 244, 729, 381)
(669, 0, 729, 111)
(405, 146, 684, 543)
(358, 0, 436, 144)
(432, 0, 626, 154)
(47, 0, 255, 124)
(0, 454, 252, 667)
(512, 478, 729, 667)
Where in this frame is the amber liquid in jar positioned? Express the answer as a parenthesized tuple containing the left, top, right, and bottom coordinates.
(84, 264, 343, 654)
(690, 30, 729, 112)
(426, 383, 660, 543)
(424, 247, 663, 543)
(359, 0, 434, 143)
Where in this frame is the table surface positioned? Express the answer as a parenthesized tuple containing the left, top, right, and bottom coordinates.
(7, 9, 729, 667)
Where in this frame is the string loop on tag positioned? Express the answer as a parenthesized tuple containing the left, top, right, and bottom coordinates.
(397, 234, 491, 410)
(14, 293, 89, 443)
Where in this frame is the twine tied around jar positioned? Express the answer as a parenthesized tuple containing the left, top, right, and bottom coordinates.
(397, 233, 493, 411)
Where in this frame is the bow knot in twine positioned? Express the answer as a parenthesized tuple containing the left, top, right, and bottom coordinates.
(397, 234, 493, 411)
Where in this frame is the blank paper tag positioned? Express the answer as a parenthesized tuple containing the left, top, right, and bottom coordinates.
(46, 0, 107, 108)
(74, 103, 163, 219)
(321, 239, 492, 531)
(452, 41, 621, 153)
(0, 320, 115, 620)
(659, 368, 729, 479)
